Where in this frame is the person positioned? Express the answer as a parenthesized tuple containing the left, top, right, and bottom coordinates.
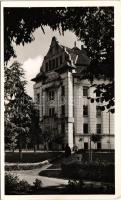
(64, 143, 71, 158)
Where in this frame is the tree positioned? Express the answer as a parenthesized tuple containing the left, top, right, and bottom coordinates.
(29, 105, 42, 152)
(4, 7, 114, 110)
(5, 61, 32, 160)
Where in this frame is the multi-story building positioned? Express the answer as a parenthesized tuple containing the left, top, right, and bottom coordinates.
(32, 36, 114, 150)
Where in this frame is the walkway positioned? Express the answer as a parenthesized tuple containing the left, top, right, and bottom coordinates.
(10, 156, 68, 188)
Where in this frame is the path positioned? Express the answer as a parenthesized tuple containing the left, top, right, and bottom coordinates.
(10, 155, 68, 188)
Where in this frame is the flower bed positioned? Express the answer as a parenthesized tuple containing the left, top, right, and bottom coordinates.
(61, 159, 114, 182)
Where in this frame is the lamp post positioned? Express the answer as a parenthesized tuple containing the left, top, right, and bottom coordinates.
(109, 111, 111, 150)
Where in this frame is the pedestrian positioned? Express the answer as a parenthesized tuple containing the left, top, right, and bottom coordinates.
(64, 143, 71, 158)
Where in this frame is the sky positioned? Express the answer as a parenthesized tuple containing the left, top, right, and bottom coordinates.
(9, 26, 82, 99)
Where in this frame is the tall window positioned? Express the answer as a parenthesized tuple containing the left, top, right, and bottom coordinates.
(84, 142, 88, 149)
(46, 62, 49, 71)
(97, 142, 102, 149)
(61, 86, 65, 96)
(83, 123, 88, 134)
(83, 86, 88, 97)
(96, 106, 101, 117)
(56, 57, 58, 68)
(36, 93, 40, 104)
(61, 122, 65, 134)
(49, 107, 55, 117)
(60, 55, 63, 65)
(61, 105, 65, 116)
(48, 91, 55, 101)
(49, 60, 52, 70)
(52, 59, 55, 69)
(83, 105, 88, 116)
(96, 124, 101, 134)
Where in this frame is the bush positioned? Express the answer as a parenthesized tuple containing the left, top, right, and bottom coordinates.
(18, 180, 31, 192)
(33, 179, 42, 191)
(66, 180, 84, 193)
(5, 173, 19, 194)
(61, 161, 114, 182)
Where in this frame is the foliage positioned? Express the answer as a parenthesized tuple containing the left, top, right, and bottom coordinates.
(91, 134, 102, 143)
(4, 61, 33, 155)
(29, 106, 42, 150)
(5, 173, 19, 193)
(61, 161, 114, 182)
(33, 179, 42, 190)
(67, 179, 84, 192)
(18, 180, 31, 192)
(4, 7, 114, 110)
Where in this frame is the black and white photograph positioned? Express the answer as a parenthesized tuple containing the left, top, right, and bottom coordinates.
(1, 1, 119, 198)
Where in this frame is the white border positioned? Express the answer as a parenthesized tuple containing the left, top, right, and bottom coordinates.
(1, 1, 121, 200)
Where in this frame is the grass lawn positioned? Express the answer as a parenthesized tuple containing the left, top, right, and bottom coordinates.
(5, 151, 62, 163)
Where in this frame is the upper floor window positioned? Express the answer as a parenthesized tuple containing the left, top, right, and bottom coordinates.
(61, 86, 65, 96)
(83, 123, 88, 134)
(48, 90, 55, 101)
(83, 86, 88, 97)
(49, 60, 52, 70)
(96, 124, 101, 134)
(56, 57, 58, 68)
(83, 105, 88, 116)
(96, 106, 101, 117)
(61, 105, 65, 116)
(36, 93, 40, 104)
(52, 59, 55, 69)
(46, 62, 49, 71)
(60, 55, 63, 65)
(49, 107, 55, 117)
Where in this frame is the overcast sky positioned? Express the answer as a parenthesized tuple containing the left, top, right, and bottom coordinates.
(9, 26, 82, 99)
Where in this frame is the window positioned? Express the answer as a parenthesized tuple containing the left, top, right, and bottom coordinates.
(61, 105, 65, 116)
(61, 86, 65, 96)
(84, 142, 88, 149)
(49, 108, 55, 117)
(46, 62, 49, 71)
(48, 91, 55, 101)
(61, 122, 65, 134)
(97, 124, 101, 134)
(60, 55, 63, 65)
(97, 142, 102, 149)
(96, 106, 101, 117)
(96, 90, 100, 97)
(83, 105, 88, 116)
(83, 86, 88, 97)
(52, 59, 55, 69)
(52, 108, 55, 116)
(49, 60, 52, 70)
(83, 123, 88, 134)
(36, 93, 40, 104)
(56, 57, 58, 68)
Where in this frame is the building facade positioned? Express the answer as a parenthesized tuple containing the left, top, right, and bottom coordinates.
(32, 37, 114, 150)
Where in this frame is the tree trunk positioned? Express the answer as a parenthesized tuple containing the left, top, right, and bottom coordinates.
(19, 136, 23, 162)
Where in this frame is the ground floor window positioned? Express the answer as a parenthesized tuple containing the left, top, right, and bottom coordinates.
(84, 142, 88, 149)
(97, 142, 102, 149)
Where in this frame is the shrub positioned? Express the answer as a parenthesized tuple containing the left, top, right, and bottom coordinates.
(33, 179, 42, 191)
(5, 173, 19, 194)
(18, 180, 31, 192)
(66, 180, 84, 193)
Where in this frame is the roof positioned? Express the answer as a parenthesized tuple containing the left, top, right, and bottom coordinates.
(31, 37, 91, 82)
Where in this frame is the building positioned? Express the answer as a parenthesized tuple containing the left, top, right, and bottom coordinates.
(32, 37, 114, 150)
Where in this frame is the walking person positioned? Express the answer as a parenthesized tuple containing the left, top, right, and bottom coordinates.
(64, 143, 71, 158)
